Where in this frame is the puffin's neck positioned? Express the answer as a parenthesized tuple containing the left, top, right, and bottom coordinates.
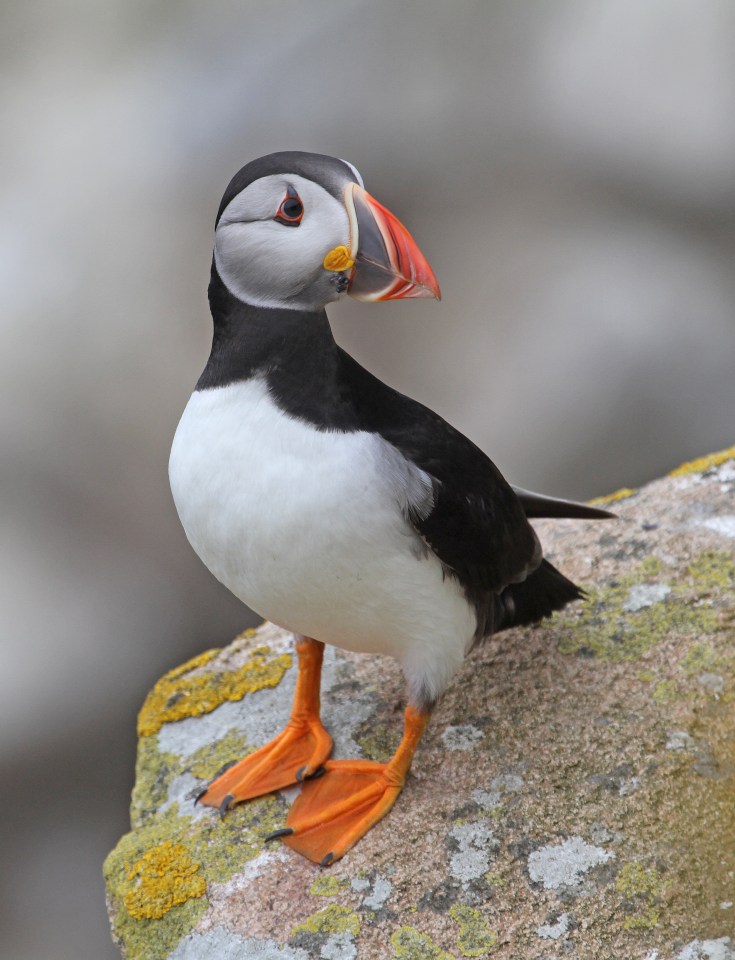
(197, 266, 357, 430)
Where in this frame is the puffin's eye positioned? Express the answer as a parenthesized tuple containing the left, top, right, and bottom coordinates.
(274, 190, 304, 226)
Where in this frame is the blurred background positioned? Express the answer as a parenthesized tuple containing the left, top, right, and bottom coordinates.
(1, 1, 734, 956)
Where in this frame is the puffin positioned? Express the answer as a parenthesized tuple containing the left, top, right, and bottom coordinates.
(168, 151, 612, 866)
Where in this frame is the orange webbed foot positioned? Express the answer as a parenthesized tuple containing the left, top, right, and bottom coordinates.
(197, 715, 333, 811)
(196, 636, 332, 812)
(267, 705, 431, 864)
(278, 759, 403, 864)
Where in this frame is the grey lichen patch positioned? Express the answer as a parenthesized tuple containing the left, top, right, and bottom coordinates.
(536, 911, 571, 940)
(623, 583, 671, 612)
(698, 515, 735, 538)
(557, 553, 724, 662)
(666, 730, 697, 752)
(169, 926, 309, 959)
(359, 873, 393, 912)
(588, 823, 624, 846)
(449, 904, 498, 956)
(527, 837, 615, 894)
(319, 932, 358, 959)
(350, 874, 371, 894)
(449, 821, 499, 885)
(676, 937, 735, 959)
(442, 725, 485, 751)
(697, 673, 725, 696)
(472, 774, 524, 812)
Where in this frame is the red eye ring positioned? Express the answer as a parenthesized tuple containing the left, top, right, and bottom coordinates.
(274, 190, 304, 226)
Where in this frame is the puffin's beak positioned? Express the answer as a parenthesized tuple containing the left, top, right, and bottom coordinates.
(344, 183, 441, 302)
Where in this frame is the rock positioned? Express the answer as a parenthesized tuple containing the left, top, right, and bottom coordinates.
(105, 447, 735, 959)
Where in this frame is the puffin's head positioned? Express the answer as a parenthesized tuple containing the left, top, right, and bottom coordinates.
(213, 151, 440, 312)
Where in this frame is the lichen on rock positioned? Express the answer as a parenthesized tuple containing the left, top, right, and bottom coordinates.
(615, 861, 664, 930)
(449, 904, 498, 956)
(668, 445, 735, 477)
(556, 550, 726, 662)
(390, 926, 453, 960)
(123, 840, 206, 920)
(310, 874, 349, 897)
(292, 905, 361, 938)
(137, 634, 292, 737)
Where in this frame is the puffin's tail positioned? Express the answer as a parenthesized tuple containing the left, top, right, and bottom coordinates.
(512, 486, 615, 521)
(495, 559, 583, 633)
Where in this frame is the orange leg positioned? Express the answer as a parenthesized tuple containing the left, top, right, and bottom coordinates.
(197, 637, 333, 813)
(267, 705, 431, 865)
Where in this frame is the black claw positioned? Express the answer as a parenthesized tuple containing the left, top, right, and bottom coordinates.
(215, 759, 238, 777)
(265, 827, 294, 842)
(218, 794, 235, 819)
(193, 759, 238, 805)
(296, 764, 327, 782)
(320, 852, 335, 867)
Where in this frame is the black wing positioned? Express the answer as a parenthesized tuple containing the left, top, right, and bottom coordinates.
(337, 350, 541, 599)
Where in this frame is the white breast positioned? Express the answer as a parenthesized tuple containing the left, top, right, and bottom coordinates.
(168, 378, 476, 702)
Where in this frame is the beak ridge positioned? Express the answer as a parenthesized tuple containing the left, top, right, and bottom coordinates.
(345, 184, 441, 302)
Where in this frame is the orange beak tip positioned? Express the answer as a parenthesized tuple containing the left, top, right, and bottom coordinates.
(347, 184, 442, 304)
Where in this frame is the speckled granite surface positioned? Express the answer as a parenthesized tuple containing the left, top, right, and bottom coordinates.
(105, 448, 735, 959)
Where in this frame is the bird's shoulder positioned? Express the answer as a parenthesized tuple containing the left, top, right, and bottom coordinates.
(336, 349, 540, 595)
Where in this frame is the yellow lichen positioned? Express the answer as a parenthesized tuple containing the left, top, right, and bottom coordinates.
(668, 445, 735, 477)
(390, 926, 453, 960)
(188, 728, 252, 780)
(682, 641, 723, 676)
(309, 874, 349, 897)
(557, 554, 720, 662)
(589, 487, 637, 506)
(688, 551, 735, 591)
(130, 735, 183, 825)
(450, 904, 498, 956)
(653, 679, 679, 705)
(123, 841, 206, 920)
(356, 723, 401, 763)
(615, 862, 663, 931)
(292, 905, 361, 937)
(137, 644, 292, 737)
(105, 796, 286, 960)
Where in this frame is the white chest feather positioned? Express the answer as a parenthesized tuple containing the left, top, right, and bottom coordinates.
(168, 378, 476, 702)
